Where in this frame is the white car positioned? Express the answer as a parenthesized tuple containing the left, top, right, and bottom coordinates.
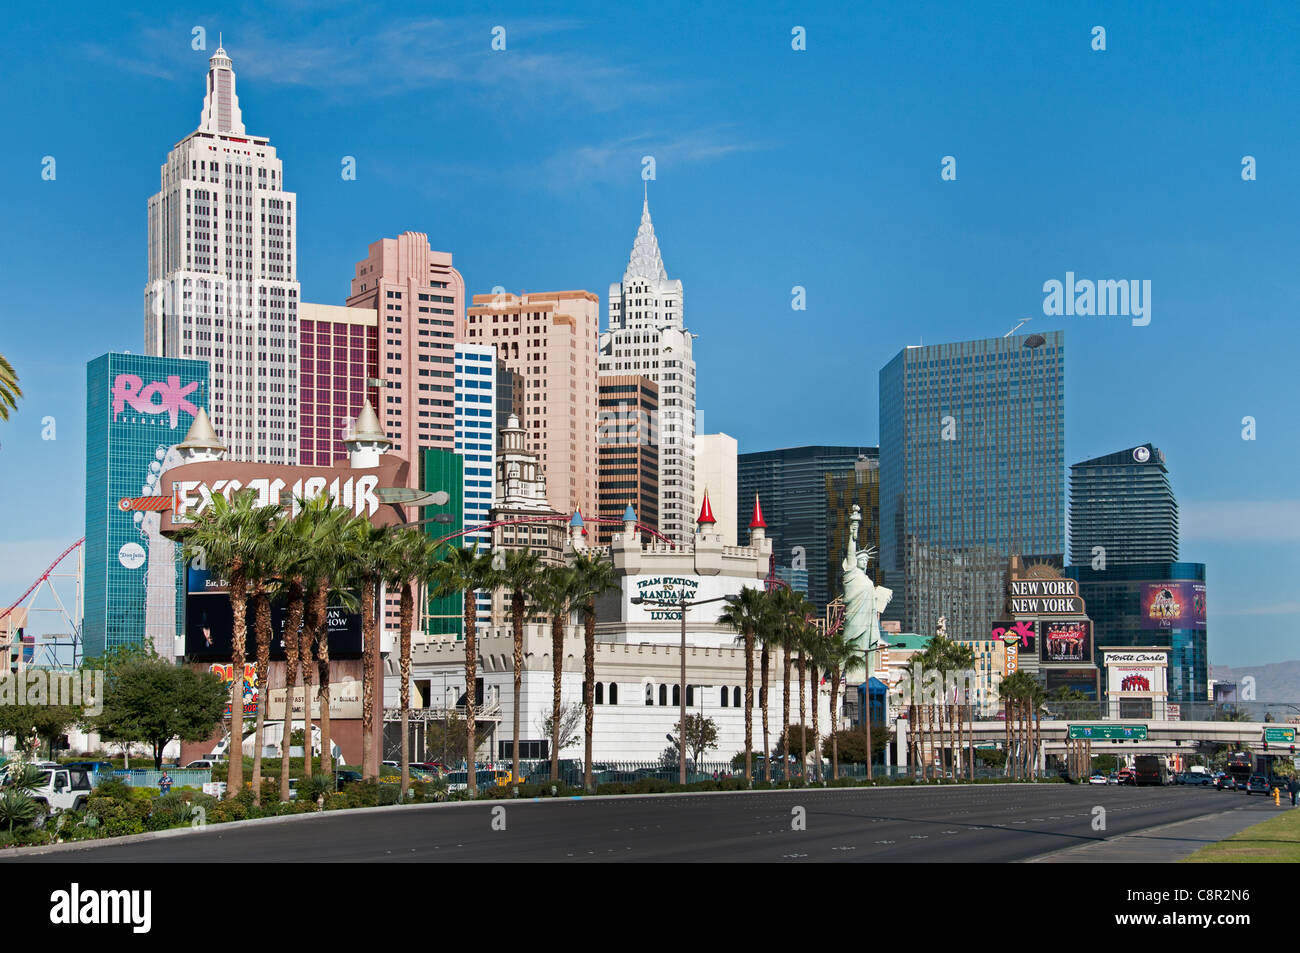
(184, 759, 222, 770)
(1089, 773, 1110, 785)
(19, 766, 95, 826)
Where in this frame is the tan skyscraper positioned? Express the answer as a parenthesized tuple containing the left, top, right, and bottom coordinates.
(466, 291, 598, 518)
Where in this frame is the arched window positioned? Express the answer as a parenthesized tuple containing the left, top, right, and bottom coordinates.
(645, 683, 654, 706)
(721, 687, 729, 707)
(672, 684, 680, 706)
(686, 685, 694, 706)
(609, 683, 618, 705)
(595, 682, 604, 705)
(734, 687, 741, 707)
(658, 684, 667, 707)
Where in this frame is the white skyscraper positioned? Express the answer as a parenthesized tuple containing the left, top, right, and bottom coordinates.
(599, 189, 696, 545)
(144, 42, 300, 464)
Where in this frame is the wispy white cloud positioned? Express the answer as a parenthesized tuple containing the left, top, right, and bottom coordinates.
(539, 128, 774, 189)
(83, 15, 670, 112)
(1180, 500, 1300, 542)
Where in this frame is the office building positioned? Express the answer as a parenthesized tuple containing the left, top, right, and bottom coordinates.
(1069, 443, 1178, 567)
(144, 43, 300, 464)
(879, 333, 1065, 641)
(1067, 562, 1208, 707)
(599, 191, 696, 545)
(297, 302, 379, 466)
(737, 446, 878, 610)
(596, 375, 659, 546)
(466, 290, 599, 518)
(455, 343, 498, 625)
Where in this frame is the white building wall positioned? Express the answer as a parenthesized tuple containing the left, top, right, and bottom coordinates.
(694, 433, 738, 546)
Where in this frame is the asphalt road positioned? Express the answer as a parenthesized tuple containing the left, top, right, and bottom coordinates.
(6, 783, 1277, 863)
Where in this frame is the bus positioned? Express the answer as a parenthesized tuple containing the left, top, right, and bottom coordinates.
(1225, 751, 1253, 790)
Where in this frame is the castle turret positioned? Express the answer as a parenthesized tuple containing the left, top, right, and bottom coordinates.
(175, 407, 226, 463)
(343, 399, 390, 469)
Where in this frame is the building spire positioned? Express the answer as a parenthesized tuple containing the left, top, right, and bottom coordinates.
(625, 187, 667, 283)
(198, 37, 245, 135)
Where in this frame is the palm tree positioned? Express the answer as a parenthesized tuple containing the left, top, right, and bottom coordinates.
(498, 549, 543, 788)
(537, 564, 580, 782)
(753, 591, 784, 783)
(821, 630, 862, 779)
(0, 354, 22, 421)
(387, 529, 432, 800)
(569, 552, 618, 792)
(345, 518, 394, 780)
(772, 586, 802, 777)
(274, 498, 322, 801)
(181, 489, 279, 799)
(945, 641, 976, 781)
(719, 587, 768, 783)
(430, 545, 496, 797)
(247, 514, 287, 806)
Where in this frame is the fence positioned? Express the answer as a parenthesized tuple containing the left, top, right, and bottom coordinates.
(107, 768, 213, 789)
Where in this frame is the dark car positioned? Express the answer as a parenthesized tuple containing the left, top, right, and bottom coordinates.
(334, 769, 363, 791)
(1245, 774, 1270, 795)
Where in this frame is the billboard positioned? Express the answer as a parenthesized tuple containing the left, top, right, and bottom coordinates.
(1140, 582, 1207, 630)
(1045, 667, 1099, 699)
(1041, 620, 1092, 663)
(184, 593, 363, 661)
(991, 619, 1036, 653)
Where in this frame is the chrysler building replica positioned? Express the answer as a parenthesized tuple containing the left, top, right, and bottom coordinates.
(144, 40, 300, 464)
(599, 188, 696, 545)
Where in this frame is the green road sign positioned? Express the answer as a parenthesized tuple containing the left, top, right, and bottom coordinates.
(1263, 727, 1296, 743)
(1068, 724, 1148, 741)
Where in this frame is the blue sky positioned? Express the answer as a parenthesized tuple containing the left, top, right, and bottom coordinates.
(1, 0, 1296, 667)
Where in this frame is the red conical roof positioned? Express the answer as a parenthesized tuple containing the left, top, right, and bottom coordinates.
(748, 494, 767, 529)
(697, 490, 716, 525)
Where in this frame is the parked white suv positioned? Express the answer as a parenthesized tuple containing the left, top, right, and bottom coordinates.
(28, 766, 95, 826)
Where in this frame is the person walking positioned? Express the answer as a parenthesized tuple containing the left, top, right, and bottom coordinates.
(1287, 775, 1298, 807)
(158, 771, 173, 795)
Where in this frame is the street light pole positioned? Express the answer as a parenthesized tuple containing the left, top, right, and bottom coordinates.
(631, 593, 732, 785)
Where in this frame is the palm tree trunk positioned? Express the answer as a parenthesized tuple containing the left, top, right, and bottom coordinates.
(279, 580, 303, 802)
(583, 598, 595, 793)
(312, 584, 329, 777)
(830, 670, 841, 780)
(781, 644, 792, 778)
(465, 588, 478, 797)
(551, 611, 563, 782)
(759, 643, 770, 783)
(512, 590, 525, 787)
(400, 580, 414, 801)
(797, 650, 807, 777)
(810, 662, 820, 782)
(743, 628, 754, 782)
(226, 571, 248, 799)
(251, 590, 272, 806)
(360, 576, 377, 780)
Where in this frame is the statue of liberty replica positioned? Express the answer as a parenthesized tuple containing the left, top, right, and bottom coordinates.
(842, 504, 893, 676)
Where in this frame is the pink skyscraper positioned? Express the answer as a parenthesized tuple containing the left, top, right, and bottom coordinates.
(345, 233, 466, 489)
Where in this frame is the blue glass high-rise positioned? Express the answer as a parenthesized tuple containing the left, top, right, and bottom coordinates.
(879, 333, 1065, 641)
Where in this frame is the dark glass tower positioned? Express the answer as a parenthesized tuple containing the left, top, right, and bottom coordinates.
(736, 446, 878, 610)
(879, 332, 1065, 641)
(1069, 444, 1178, 567)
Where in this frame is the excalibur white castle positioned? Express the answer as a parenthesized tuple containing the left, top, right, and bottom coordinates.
(144, 41, 301, 464)
(400, 492, 832, 764)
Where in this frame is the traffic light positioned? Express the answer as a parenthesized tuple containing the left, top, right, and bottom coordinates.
(1263, 741, 1269, 751)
